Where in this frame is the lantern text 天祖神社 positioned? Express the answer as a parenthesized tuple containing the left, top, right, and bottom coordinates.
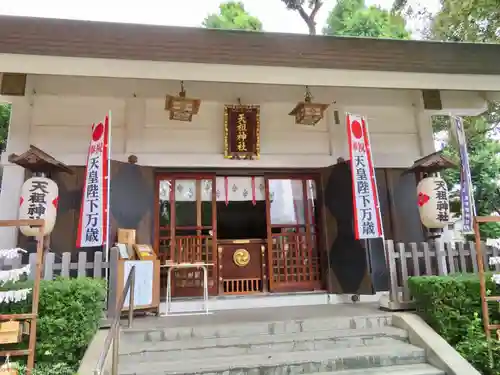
(19, 176, 58, 237)
(416, 176, 450, 229)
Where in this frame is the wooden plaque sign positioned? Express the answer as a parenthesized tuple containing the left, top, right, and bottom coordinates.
(224, 105, 260, 160)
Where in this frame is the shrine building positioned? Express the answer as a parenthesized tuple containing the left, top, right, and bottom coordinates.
(0, 15, 499, 301)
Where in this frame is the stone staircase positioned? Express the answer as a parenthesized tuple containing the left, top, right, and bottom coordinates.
(117, 306, 445, 375)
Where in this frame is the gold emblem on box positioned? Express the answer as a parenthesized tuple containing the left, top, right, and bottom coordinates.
(233, 249, 250, 267)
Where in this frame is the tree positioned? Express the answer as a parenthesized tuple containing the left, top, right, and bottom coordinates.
(430, 0, 500, 43)
(417, 0, 500, 239)
(393, 0, 500, 238)
(439, 104, 500, 238)
(202, 1, 263, 31)
(0, 103, 10, 152)
(281, 0, 323, 35)
(393, 0, 500, 42)
(323, 0, 410, 38)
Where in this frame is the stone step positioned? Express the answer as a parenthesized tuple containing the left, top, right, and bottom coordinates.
(118, 342, 427, 375)
(122, 314, 392, 342)
(315, 363, 445, 375)
(119, 327, 408, 362)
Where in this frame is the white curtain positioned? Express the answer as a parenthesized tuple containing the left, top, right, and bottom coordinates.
(269, 180, 307, 225)
(159, 177, 266, 202)
(158, 177, 317, 224)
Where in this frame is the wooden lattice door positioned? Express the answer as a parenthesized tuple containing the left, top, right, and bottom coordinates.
(265, 176, 322, 292)
(156, 175, 217, 297)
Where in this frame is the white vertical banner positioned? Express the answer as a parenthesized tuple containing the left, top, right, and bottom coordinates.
(76, 113, 111, 248)
(451, 115, 476, 233)
(346, 113, 383, 239)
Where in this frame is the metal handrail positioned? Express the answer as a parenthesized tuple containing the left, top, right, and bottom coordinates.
(94, 265, 136, 375)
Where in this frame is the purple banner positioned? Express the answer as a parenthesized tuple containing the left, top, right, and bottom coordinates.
(453, 116, 476, 233)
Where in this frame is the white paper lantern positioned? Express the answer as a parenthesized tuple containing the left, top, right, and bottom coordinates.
(416, 176, 450, 229)
(18, 176, 58, 237)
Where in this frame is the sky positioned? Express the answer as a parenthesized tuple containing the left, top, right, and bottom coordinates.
(0, 0, 441, 35)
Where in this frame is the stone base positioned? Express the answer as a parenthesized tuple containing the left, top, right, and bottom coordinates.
(379, 294, 415, 311)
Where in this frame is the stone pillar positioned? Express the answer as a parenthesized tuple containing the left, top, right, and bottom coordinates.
(0, 94, 32, 248)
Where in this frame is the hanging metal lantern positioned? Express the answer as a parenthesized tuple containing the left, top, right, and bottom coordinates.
(165, 81, 201, 122)
(18, 176, 58, 236)
(416, 176, 450, 229)
(289, 86, 329, 126)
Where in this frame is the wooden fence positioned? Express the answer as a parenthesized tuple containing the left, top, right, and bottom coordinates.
(0, 247, 120, 318)
(3, 241, 499, 314)
(384, 240, 500, 310)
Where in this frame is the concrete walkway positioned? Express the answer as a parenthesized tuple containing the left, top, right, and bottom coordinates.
(126, 302, 387, 329)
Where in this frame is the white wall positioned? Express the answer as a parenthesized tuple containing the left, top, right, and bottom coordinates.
(5, 75, 488, 170)
(5, 75, 437, 169)
(0, 74, 488, 248)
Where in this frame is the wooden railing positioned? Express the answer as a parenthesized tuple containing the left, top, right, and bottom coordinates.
(384, 240, 500, 310)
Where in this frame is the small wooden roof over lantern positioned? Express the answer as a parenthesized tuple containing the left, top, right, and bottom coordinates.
(289, 86, 329, 126)
(164, 80, 201, 122)
(8, 145, 74, 175)
(403, 151, 457, 178)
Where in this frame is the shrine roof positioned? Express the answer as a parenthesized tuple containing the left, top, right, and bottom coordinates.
(8, 145, 73, 174)
(0, 15, 499, 75)
(404, 151, 458, 175)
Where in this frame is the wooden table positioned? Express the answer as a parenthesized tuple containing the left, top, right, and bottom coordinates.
(160, 262, 214, 316)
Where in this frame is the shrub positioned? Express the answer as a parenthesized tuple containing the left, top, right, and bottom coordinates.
(408, 273, 500, 375)
(0, 277, 106, 370)
(17, 362, 76, 375)
(455, 313, 500, 375)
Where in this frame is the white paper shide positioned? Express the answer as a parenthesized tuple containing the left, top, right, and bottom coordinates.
(487, 239, 500, 285)
(0, 248, 32, 304)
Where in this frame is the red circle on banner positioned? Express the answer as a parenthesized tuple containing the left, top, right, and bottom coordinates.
(351, 120, 363, 139)
(92, 123, 104, 141)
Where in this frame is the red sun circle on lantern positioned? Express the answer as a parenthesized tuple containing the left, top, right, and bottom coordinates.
(351, 120, 363, 139)
(92, 123, 104, 142)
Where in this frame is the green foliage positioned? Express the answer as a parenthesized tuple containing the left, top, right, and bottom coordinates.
(202, 1, 263, 31)
(0, 102, 11, 152)
(432, 0, 500, 239)
(435, 102, 500, 239)
(408, 274, 500, 374)
(424, 0, 500, 239)
(0, 277, 106, 370)
(17, 362, 76, 375)
(323, 0, 410, 39)
(455, 313, 500, 375)
(431, 0, 500, 43)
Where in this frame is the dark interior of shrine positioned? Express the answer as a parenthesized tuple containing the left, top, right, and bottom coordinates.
(216, 201, 267, 239)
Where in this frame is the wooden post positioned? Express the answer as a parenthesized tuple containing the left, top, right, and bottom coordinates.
(107, 248, 120, 320)
(0, 219, 45, 375)
(397, 243, 410, 302)
(385, 240, 399, 304)
(473, 216, 500, 341)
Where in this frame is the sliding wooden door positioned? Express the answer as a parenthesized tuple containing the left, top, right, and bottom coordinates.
(155, 174, 217, 297)
(265, 176, 322, 292)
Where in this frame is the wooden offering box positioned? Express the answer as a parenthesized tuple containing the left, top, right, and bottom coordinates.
(0, 320, 22, 344)
(133, 244, 156, 260)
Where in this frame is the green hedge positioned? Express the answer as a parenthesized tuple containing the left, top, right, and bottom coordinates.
(408, 273, 500, 375)
(0, 277, 106, 371)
